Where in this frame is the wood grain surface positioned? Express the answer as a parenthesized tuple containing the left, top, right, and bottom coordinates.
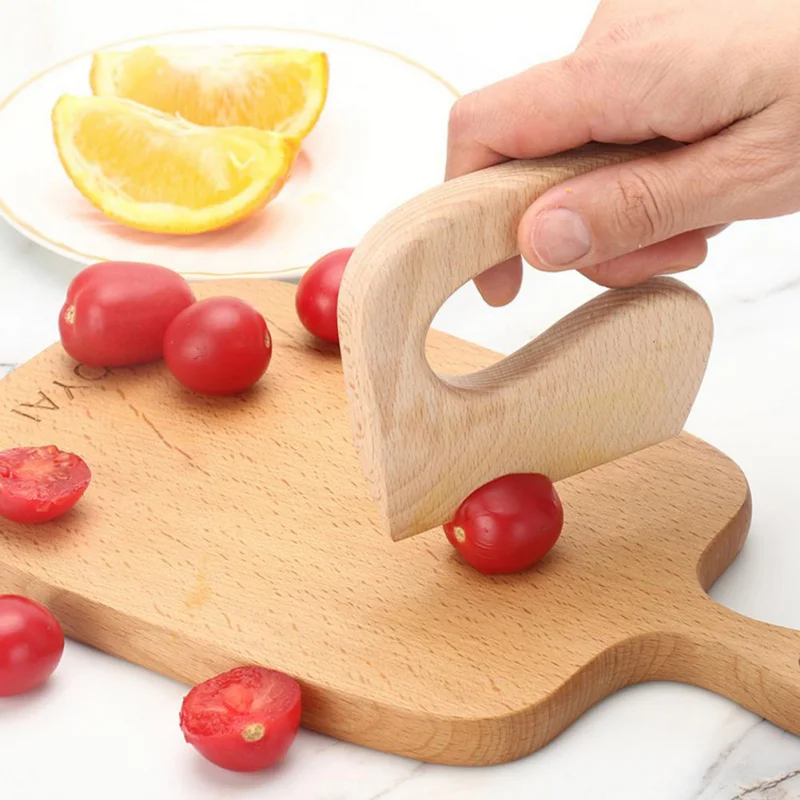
(338, 142, 713, 541)
(0, 279, 793, 767)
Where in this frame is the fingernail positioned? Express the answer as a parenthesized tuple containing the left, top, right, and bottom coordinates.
(530, 208, 592, 269)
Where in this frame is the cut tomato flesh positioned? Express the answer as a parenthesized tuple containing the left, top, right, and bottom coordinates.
(0, 446, 91, 523)
(179, 665, 302, 771)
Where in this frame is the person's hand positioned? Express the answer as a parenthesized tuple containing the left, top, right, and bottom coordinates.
(446, 0, 800, 305)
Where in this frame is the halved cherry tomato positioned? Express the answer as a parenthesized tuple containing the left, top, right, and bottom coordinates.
(179, 666, 302, 772)
(295, 247, 354, 343)
(0, 445, 91, 523)
(163, 297, 272, 395)
(0, 595, 65, 696)
(59, 261, 196, 367)
(444, 473, 564, 575)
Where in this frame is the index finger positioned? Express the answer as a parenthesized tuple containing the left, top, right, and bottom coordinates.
(444, 59, 593, 181)
(444, 60, 594, 307)
(444, 89, 508, 180)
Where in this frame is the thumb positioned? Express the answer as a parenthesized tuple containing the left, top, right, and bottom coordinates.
(518, 111, 790, 271)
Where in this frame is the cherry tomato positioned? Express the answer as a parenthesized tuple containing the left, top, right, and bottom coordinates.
(179, 666, 302, 772)
(163, 297, 272, 395)
(59, 260, 196, 367)
(0, 595, 65, 696)
(295, 247, 354, 343)
(0, 445, 91, 524)
(444, 473, 564, 575)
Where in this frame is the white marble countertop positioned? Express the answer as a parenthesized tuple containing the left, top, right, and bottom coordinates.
(2, 1, 800, 798)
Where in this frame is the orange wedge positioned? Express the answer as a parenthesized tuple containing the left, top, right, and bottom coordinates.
(90, 45, 328, 140)
(52, 94, 295, 234)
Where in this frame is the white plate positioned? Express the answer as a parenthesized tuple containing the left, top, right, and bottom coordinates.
(0, 27, 459, 280)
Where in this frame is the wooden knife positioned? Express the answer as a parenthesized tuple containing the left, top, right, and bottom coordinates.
(337, 141, 713, 541)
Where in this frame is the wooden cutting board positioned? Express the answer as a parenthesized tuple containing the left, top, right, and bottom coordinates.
(0, 278, 797, 767)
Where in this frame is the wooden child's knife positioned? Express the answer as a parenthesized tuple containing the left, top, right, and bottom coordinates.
(337, 142, 713, 541)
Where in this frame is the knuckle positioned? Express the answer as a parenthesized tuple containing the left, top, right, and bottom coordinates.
(556, 50, 597, 95)
(610, 164, 677, 243)
(589, 10, 671, 50)
(713, 145, 761, 184)
(447, 91, 478, 140)
(717, 127, 791, 186)
(594, 16, 651, 48)
(548, 50, 604, 126)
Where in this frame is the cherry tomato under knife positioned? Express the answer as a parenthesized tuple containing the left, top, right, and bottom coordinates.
(444, 473, 564, 575)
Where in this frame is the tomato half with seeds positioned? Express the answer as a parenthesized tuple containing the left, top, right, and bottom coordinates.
(295, 247, 354, 343)
(59, 260, 196, 367)
(0, 446, 91, 523)
(0, 595, 65, 696)
(444, 473, 564, 575)
(179, 666, 302, 772)
(163, 297, 272, 395)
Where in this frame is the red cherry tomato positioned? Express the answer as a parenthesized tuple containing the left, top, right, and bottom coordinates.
(163, 297, 272, 396)
(0, 595, 65, 696)
(179, 666, 302, 772)
(59, 261, 196, 367)
(0, 446, 91, 523)
(295, 247, 354, 343)
(444, 473, 564, 575)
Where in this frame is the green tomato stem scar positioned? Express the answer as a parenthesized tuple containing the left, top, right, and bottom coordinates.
(241, 722, 265, 742)
(454, 526, 466, 543)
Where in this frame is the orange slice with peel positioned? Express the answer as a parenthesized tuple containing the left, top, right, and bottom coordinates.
(90, 45, 328, 140)
(52, 94, 295, 234)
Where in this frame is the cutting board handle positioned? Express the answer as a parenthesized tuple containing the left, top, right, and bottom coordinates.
(675, 595, 800, 734)
(338, 141, 713, 541)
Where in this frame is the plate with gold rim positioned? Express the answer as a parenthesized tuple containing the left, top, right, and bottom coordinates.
(0, 26, 459, 280)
